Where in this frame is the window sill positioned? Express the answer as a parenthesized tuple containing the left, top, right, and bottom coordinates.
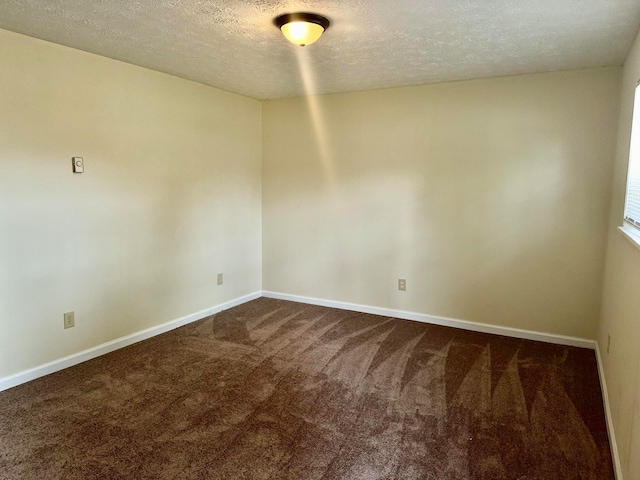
(618, 224, 640, 252)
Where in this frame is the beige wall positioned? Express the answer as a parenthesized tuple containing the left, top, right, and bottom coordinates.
(598, 29, 640, 479)
(263, 68, 620, 339)
(0, 24, 628, 411)
(0, 29, 263, 379)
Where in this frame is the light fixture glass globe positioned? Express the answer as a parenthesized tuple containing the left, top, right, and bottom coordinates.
(280, 21, 325, 46)
(275, 13, 330, 47)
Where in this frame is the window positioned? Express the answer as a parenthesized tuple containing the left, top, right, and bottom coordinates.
(624, 81, 640, 230)
(619, 81, 640, 250)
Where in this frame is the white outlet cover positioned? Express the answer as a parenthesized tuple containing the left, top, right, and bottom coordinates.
(64, 311, 75, 329)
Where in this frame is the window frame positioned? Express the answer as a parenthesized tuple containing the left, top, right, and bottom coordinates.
(620, 79, 640, 251)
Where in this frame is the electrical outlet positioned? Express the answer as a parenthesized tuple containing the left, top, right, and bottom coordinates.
(607, 334, 611, 354)
(217, 273, 223, 285)
(64, 311, 75, 329)
(398, 279, 406, 291)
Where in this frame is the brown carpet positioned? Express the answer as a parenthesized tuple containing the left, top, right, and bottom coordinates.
(0, 298, 613, 479)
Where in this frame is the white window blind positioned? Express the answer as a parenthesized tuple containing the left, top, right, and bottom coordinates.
(624, 82, 640, 229)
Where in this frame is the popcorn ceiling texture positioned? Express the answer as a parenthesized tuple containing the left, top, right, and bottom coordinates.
(0, 0, 639, 99)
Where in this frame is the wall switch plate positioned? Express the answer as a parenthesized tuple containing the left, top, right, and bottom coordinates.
(217, 273, 223, 285)
(72, 157, 84, 173)
(64, 311, 75, 329)
(398, 279, 406, 291)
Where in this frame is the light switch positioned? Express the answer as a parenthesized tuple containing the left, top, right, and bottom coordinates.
(72, 157, 84, 173)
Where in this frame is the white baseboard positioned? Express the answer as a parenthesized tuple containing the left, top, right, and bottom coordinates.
(595, 342, 623, 480)
(262, 291, 596, 349)
(0, 290, 619, 477)
(0, 290, 597, 394)
(0, 291, 262, 393)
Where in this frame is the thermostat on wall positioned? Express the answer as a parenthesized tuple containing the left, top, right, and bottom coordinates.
(72, 157, 84, 173)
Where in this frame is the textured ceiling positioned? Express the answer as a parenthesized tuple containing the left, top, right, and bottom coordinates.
(0, 0, 639, 99)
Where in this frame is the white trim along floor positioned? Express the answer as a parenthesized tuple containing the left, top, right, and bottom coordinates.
(0, 290, 620, 479)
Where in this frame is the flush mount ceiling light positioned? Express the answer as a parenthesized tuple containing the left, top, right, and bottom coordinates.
(274, 12, 330, 47)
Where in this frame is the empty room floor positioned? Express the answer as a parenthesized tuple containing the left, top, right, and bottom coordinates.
(0, 298, 613, 479)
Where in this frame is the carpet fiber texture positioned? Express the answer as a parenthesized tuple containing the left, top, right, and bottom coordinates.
(0, 298, 613, 479)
